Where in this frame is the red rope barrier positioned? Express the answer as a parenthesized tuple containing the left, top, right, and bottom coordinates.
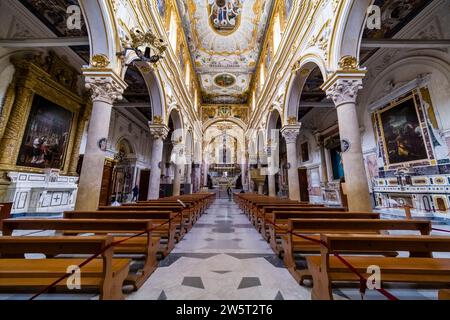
(259, 214, 399, 301)
(29, 209, 186, 300)
(432, 227, 450, 233)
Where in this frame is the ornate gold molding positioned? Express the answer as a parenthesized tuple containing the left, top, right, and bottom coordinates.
(91, 54, 111, 68)
(0, 53, 87, 175)
(338, 55, 359, 71)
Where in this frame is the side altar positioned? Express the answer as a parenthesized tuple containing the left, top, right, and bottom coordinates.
(0, 170, 78, 214)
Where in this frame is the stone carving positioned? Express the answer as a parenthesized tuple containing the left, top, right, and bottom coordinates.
(148, 124, 169, 140)
(85, 77, 124, 104)
(326, 79, 363, 106)
(281, 126, 301, 144)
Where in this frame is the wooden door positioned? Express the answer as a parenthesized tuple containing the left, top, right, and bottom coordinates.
(99, 161, 114, 206)
(139, 169, 151, 201)
(298, 168, 310, 202)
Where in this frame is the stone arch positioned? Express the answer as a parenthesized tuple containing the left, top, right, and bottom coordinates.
(79, 0, 121, 71)
(121, 58, 166, 122)
(266, 109, 282, 137)
(284, 57, 328, 123)
(330, 0, 374, 70)
(202, 117, 247, 132)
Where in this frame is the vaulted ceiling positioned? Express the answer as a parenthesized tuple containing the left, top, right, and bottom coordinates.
(176, 0, 274, 105)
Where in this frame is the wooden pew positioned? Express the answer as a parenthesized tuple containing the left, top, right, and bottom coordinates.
(98, 206, 188, 238)
(3, 218, 159, 290)
(257, 206, 347, 235)
(267, 211, 380, 253)
(64, 211, 177, 256)
(439, 289, 450, 300)
(0, 202, 13, 229)
(0, 235, 130, 300)
(307, 234, 450, 300)
(283, 219, 432, 284)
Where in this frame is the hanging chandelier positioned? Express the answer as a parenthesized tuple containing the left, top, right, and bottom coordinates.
(118, 29, 167, 64)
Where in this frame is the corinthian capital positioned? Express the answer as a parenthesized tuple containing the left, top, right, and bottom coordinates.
(281, 124, 301, 145)
(325, 78, 363, 106)
(85, 76, 125, 104)
(149, 124, 169, 140)
(321, 69, 367, 107)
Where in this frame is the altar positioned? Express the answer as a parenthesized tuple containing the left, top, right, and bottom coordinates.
(0, 171, 78, 215)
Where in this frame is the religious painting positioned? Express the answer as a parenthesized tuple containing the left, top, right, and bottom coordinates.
(208, 0, 243, 35)
(17, 95, 73, 170)
(379, 95, 428, 165)
(214, 74, 236, 87)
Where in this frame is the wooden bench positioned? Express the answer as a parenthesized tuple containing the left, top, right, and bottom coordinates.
(0, 202, 13, 229)
(257, 206, 347, 235)
(267, 211, 380, 253)
(0, 235, 130, 299)
(3, 218, 159, 290)
(439, 289, 450, 300)
(307, 234, 450, 300)
(63, 211, 177, 257)
(97, 206, 188, 238)
(283, 219, 432, 284)
(124, 203, 197, 229)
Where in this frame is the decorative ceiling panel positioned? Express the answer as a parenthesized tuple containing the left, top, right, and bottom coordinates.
(18, 0, 89, 62)
(177, 0, 274, 104)
(361, 0, 433, 63)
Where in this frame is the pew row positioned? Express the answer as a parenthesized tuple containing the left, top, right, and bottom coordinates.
(307, 234, 450, 300)
(267, 211, 380, 254)
(282, 219, 432, 284)
(0, 236, 130, 300)
(2, 219, 160, 290)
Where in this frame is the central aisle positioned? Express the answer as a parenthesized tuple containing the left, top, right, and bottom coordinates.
(127, 198, 311, 300)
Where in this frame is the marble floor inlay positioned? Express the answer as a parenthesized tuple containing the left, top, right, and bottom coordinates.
(127, 199, 311, 300)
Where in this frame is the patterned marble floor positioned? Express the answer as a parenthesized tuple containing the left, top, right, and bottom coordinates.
(126, 199, 311, 300)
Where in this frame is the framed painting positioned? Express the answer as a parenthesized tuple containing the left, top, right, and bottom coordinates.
(378, 94, 428, 165)
(16, 95, 74, 170)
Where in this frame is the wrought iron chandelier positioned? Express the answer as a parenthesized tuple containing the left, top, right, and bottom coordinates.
(118, 29, 167, 64)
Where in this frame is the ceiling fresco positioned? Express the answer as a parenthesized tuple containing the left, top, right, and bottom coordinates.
(361, 0, 433, 63)
(19, 0, 90, 62)
(176, 0, 274, 104)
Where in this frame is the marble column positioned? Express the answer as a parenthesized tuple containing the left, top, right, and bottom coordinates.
(203, 161, 209, 187)
(257, 181, 264, 195)
(147, 124, 169, 200)
(241, 155, 247, 191)
(76, 75, 126, 211)
(266, 144, 277, 197)
(323, 71, 372, 212)
(281, 124, 301, 201)
(185, 155, 192, 194)
(318, 141, 329, 184)
(172, 142, 184, 196)
(193, 164, 201, 192)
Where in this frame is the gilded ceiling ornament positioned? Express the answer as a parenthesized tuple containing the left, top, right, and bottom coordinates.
(338, 56, 359, 71)
(91, 54, 110, 68)
(287, 116, 298, 125)
(291, 60, 301, 73)
(152, 116, 163, 124)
